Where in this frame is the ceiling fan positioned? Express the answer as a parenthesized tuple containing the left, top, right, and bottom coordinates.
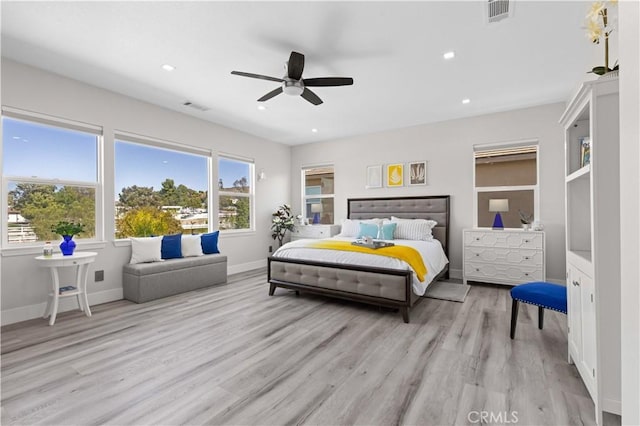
(231, 51, 353, 105)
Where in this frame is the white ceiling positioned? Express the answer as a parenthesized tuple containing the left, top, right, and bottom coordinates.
(1, 1, 597, 145)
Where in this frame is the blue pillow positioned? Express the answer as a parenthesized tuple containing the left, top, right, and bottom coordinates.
(358, 223, 379, 239)
(161, 234, 182, 259)
(201, 231, 220, 254)
(379, 223, 397, 240)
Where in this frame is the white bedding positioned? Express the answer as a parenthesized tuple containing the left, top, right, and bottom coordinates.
(272, 236, 449, 296)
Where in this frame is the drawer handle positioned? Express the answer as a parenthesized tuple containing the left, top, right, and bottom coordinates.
(524, 239, 530, 243)
(475, 253, 480, 257)
(572, 280, 581, 287)
(524, 256, 530, 260)
(475, 237, 480, 241)
(475, 268, 480, 272)
(524, 273, 529, 276)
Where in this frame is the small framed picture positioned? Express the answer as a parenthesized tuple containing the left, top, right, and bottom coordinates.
(408, 161, 427, 186)
(365, 165, 382, 189)
(580, 137, 591, 168)
(386, 163, 404, 187)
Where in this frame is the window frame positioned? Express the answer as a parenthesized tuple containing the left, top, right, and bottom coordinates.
(1, 110, 104, 249)
(301, 165, 335, 224)
(472, 140, 540, 229)
(113, 131, 213, 240)
(217, 153, 255, 234)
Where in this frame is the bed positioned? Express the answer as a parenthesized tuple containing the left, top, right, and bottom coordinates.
(267, 195, 450, 323)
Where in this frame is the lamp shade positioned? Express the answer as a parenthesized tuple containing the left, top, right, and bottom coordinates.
(489, 199, 509, 212)
(310, 203, 322, 213)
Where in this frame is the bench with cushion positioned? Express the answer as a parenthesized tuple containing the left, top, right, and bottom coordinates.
(123, 254, 227, 303)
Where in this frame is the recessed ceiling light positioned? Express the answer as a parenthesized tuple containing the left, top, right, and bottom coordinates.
(311, 128, 318, 133)
(162, 160, 169, 164)
(161, 64, 175, 72)
(257, 105, 266, 111)
(443, 51, 455, 60)
(462, 98, 471, 104)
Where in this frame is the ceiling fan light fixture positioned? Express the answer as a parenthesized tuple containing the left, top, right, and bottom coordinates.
(282, 80, 304, 96)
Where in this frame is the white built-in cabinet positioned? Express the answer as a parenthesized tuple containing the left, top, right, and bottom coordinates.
(559, 76, 621, 423)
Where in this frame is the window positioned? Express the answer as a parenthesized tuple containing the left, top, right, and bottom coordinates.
(474, 142, 539, 228)
(2, 112, 101, 245)
(218, 156, 253, 231)
(302, 166, 335, 224)
(114, 135, 210, 238)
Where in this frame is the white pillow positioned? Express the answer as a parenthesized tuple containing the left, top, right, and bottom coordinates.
(390, 217, 437, 241)
(339, 218, 384, 237)
(181, 235, 204, 257)
(129, 236, 163, 264)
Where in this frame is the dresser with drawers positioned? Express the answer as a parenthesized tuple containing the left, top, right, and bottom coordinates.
(462, 228, 545, 286)
(290, 224, 341, 241)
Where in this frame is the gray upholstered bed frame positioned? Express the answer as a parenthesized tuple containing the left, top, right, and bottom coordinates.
(267, 195, 450, 323)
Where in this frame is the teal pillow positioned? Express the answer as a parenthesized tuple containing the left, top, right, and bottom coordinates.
(357, 223, 379, 239)
(379, 223, 397, 240)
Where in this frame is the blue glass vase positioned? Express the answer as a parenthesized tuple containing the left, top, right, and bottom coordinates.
(60, 235, 76, 256)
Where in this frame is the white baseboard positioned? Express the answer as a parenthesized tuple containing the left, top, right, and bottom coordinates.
(1, 287, 123, 326)
(228, 259, 267, 275)
(602, 398, 622, 415)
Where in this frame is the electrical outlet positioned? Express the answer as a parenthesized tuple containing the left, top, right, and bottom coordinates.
(95, 270, 104, 282)
(268, 245, 273, 253)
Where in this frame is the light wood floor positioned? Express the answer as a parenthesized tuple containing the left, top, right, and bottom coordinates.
(1, 270, 620, 425)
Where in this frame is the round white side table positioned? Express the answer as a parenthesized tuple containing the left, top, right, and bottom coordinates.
(35, 251, 98, 326)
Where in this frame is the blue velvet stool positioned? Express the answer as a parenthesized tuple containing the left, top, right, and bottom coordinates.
(510, 282, 567, 339)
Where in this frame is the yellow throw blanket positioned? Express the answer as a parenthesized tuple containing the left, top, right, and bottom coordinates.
(309, 240, 427, 282)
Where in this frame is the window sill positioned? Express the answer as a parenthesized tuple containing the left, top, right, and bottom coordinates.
(219, 229, 255, 237)
(1, 241, 108, 257)
(111, 230, 256, 247)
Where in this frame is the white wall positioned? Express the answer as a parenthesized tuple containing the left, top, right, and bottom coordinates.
(290, 103, 567, 281)
(618, 1, 640, 424)
(0, 60, 291, 324)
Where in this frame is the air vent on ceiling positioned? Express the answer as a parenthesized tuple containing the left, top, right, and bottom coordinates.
(486, 0, 511, 23)
(183, 101, 210, 112)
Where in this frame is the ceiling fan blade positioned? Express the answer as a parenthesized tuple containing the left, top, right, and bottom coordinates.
(231, 71, 283, 83)
(301, 88, 323, 105)
(287, 51, 305, 80)
(257, 87, 283, 102)
(303, 77, 354, 87)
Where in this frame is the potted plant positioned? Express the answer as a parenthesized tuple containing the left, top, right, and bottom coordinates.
(586, 1, 619, 76)
(271, 204, 295, 247)
(52, 221, 85, 256)
(518, 211, 534, 231)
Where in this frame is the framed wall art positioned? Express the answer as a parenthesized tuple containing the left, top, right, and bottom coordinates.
(408, 161, 427, 186)
(386, 163, 404, 187)
(365, 164, 383, 189)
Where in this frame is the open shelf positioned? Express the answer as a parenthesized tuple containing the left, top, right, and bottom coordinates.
(566, 164, 591, 183)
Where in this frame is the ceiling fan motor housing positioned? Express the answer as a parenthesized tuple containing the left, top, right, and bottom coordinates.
(282, 78, 304, 96)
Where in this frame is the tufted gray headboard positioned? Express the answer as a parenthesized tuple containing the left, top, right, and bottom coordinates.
(347, 196, 450, 258)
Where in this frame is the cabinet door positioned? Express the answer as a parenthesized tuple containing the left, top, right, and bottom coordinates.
(567, 265, 582, 362)
(580, 273, 597, 383)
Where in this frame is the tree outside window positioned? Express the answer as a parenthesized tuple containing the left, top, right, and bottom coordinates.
(218, 157, 253, 231)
